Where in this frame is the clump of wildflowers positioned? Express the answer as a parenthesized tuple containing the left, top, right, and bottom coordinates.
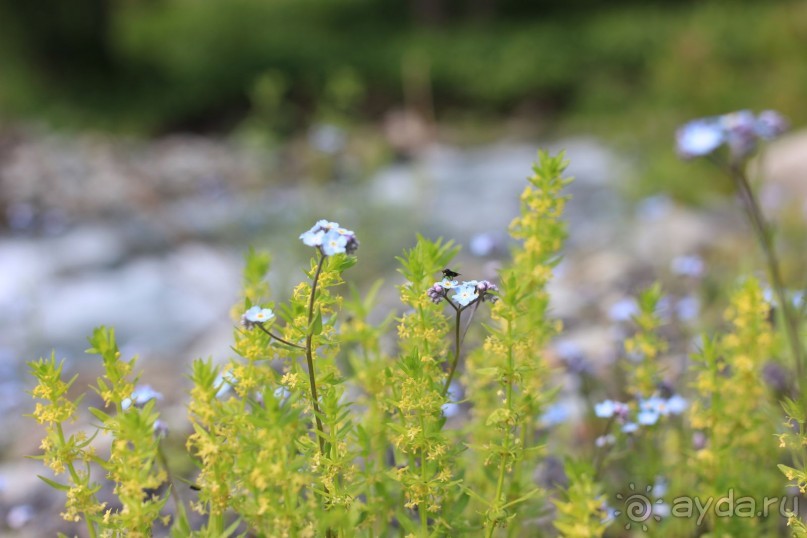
(553, 460, 609, 538)
(29, 328, 178, 537)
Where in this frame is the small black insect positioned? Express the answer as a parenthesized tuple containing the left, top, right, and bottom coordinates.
(442, 268, 461, 279)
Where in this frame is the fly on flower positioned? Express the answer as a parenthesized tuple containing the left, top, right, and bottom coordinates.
(427, 277, 498, 308)
(442, 268, 461, 279)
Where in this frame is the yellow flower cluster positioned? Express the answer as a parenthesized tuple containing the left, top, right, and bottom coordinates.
(461, 152, 570, 535)
(687, 278, 781, 535)
(623, 285, 668, 399)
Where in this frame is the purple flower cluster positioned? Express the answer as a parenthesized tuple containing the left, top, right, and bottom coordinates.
(676, 110, 788, 160)
(427, 278, 498, 308)
(299, 220, 359, 256)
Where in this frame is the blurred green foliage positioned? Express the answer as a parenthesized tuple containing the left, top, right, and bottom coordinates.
(0, 0, 804, 158)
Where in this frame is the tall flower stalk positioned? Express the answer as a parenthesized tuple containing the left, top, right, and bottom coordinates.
(234, 220, 359, 535)
(427, 278, 498, 397)
(677, 110, 802, 380)
(726, 162, 803, 380)
(305, 254, 328, 456)
(297, 220, 358, 459)
(462, 151, 572, 536)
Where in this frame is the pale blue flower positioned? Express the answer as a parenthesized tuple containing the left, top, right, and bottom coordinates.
(301, 220, 359, 255)
(755, 110, 789, 139)
(622, 422, 639, 434)
(440, 278, 460, 289)
(453, 284, 479, 307)
(153, 419, 169, 438)
(594, 400, 616, 418)
(637, 408, 660, 426)
(315, 219, 340, 230)
(441, 382, 462, 418)
(676, 296, 700, 322)
(608, 298, 638, 322)
(671, 254, 705, 277)
(122, 385, 163, 410)
(595, 434, 616, 447)
(300, 220, 338, 247)
(470, 232, 497, 256)
(721, 110, 758, 157)
(601, 503, 618, 524)
(594, 399, 628, 419)
(665, 394, 688, 415)
(677, 110, 788, 161)
(245, 306, 275, 323)
(242, 306, 275, 329)
(638, 395, 687, 424)
(321, 229, 348, 256)
(676, 118, 725, 159)
(640, 396, 665, 412)
(274, 386, 291, 403)
(300, 229, 325, 247)
(541, 402, 569, 427)
(214, 371, 237, 398)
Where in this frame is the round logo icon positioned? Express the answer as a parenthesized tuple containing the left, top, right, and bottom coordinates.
(614, 482, 665, 532)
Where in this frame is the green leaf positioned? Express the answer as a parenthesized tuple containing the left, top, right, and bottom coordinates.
(310, 308, 323, 335)
(779, 463, 799, 478)
(221, 518, 243, 537)
(446, 490, 471, 520)
(782, 397, 806, 423)
(396, 509, 418, 533)
(88, 407, 110, 423)
(38, 475, 71, 491)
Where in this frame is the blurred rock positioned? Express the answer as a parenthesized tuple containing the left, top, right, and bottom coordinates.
(6, 504, 34, 530)
(758, 128, 807, 216)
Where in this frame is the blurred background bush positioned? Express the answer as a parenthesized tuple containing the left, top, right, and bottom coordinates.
(0, 0, 803, 133)
(1, 0, 805, 202)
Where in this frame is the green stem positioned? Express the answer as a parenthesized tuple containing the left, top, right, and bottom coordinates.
(592, 416, 616, 480)
(210, 512, 224, 534)
(486, 320, 515, 538)
(256, 323, 305, 350)
(157, 440, 188, 522)
(729, 163, 804, 382)
(442, 304, 463, 398)
(306, 254, 328, 457)
(305, 254, 336, 538)
(419, 416, 429, 537)
(57, 424, 98, 538)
